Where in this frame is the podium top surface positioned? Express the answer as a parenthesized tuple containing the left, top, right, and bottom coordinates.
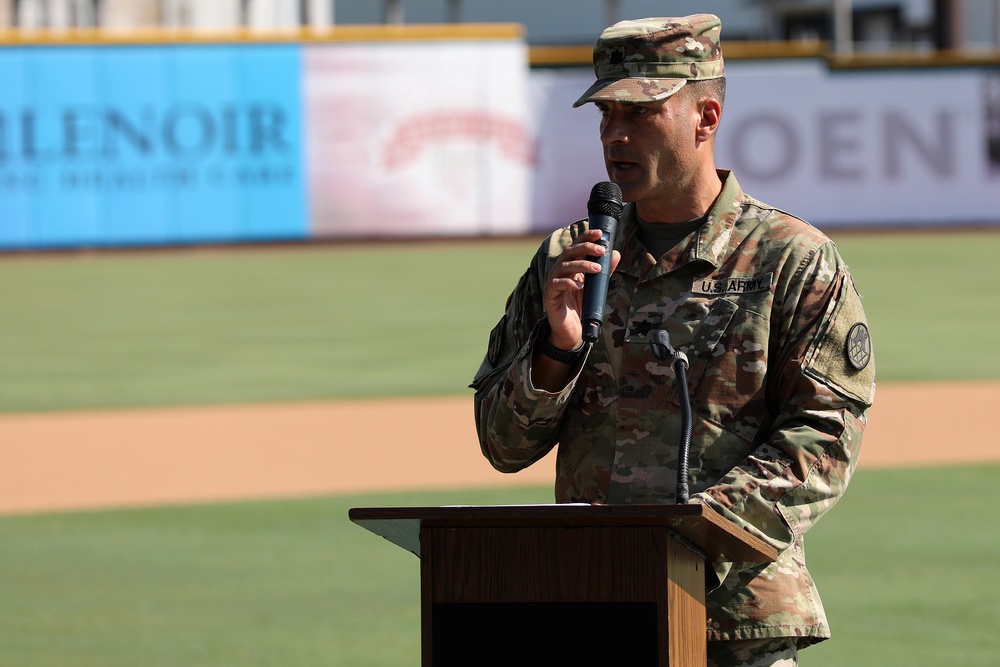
(349, 503, 776, 563)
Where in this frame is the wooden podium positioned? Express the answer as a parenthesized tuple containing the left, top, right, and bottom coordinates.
(349, 504, 776, 666)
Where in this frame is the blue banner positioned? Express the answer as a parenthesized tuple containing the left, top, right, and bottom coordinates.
(0, 43, 306, 249)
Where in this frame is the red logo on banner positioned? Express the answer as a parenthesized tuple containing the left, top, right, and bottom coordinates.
(383, 111, 536, 170)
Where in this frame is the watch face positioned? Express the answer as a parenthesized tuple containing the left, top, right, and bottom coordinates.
(846, 323, 872, 371)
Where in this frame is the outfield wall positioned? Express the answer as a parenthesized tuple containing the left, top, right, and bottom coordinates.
(1, 30, 998, 249)
(535, 61, 1000, 231)
(0, 27, 533, 249)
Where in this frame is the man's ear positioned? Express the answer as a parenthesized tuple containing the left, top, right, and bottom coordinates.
(695, 97, 722, 143)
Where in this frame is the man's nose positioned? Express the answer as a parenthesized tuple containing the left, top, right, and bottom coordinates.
(601, 115, 629, 145)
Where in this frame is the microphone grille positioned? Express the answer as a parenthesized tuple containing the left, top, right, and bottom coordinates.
(587, 181, 623, 218)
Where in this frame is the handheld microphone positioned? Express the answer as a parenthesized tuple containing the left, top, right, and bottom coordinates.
(581, 181, 623, 343)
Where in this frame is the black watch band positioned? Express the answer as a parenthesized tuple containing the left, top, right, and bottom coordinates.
(538, 334, 586, 365)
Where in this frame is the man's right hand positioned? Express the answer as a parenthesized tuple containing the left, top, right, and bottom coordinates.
(531, 229, 620, 391)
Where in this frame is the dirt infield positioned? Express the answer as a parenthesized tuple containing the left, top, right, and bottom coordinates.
(1, 380, 998, 515)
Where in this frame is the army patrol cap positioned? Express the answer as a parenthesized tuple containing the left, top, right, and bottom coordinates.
(573, 14, 725, 108)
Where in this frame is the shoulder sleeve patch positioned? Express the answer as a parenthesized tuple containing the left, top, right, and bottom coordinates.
(846, 323, 872, 371)
(804, 274, 876, 406)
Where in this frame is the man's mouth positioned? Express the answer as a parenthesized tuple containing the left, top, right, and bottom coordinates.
(609, 160, 638, 173)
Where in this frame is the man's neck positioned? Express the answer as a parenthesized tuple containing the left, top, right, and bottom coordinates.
(637, 166, 723, 224)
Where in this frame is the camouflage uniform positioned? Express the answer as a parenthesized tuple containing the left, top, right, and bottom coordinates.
(470, 170, 876, 646)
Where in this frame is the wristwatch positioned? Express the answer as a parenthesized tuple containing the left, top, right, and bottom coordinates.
(538, 332, 586, 364)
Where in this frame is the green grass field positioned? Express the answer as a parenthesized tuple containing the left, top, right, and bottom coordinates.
(1, 230, 999, 413)
(1, 230, 999, 666)
(0, 240, 538, 412)
(1, 468, 999, 667)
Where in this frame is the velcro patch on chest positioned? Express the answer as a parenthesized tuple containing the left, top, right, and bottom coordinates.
(692, 272, 773, 296)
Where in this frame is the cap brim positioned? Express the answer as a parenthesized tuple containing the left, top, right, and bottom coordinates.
(573, 77, 687, 108)
(572, 77, 686, 108)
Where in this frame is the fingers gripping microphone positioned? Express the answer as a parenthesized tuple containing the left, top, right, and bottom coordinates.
(581, 182, 623, 343)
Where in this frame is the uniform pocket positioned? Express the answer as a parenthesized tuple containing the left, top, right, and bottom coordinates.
(803, 275, 876, 406)
(684, 298, 739, 391)
(687, 299, 770, 444)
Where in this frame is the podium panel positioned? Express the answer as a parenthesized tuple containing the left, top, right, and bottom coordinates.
(350, 504, 776, 667)
(432, 602, 658, 666)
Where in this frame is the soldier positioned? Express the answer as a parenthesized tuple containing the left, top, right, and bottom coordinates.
(470, 14, 876, 667)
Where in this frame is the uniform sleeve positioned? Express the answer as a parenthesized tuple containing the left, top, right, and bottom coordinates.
(469, 228, 590, 473)
(692, 240, 876, 587)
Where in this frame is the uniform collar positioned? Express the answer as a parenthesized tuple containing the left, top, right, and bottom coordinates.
(615, 170, 744, 280)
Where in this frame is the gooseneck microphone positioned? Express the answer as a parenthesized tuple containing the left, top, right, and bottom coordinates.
(581, 181, 623, 343)
(651, 329, 692, 505)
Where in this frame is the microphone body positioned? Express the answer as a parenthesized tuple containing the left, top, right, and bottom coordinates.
(581, 182, 623, 343)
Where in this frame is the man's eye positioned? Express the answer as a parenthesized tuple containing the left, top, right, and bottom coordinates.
(631, 105, 650, 115)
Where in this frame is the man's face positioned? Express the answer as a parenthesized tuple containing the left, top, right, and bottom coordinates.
(595, 89, 703, 219)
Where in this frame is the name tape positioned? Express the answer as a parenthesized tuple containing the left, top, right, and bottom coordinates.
(692, 272, 773, 296)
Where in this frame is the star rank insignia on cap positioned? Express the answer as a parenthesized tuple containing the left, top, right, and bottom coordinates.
(846, 323, 872, 371)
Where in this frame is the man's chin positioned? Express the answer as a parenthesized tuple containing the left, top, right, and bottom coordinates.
(606, 164, 643, 188)
(607, 180, 643, 204)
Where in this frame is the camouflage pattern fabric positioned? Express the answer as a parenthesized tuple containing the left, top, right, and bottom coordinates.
(708, 637, 798, 667)
(574, 14, 725, 108)
(471, 171, 876, 645)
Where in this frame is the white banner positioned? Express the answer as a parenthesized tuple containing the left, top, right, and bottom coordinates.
(305, 40, 534, 238)
(530, 61, 1000, 231)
